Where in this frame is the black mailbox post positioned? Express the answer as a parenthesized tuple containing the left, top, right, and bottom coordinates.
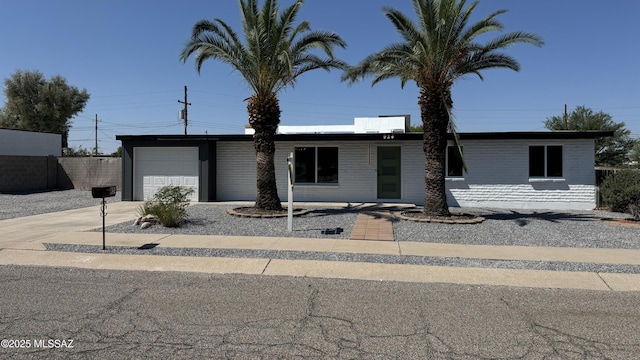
(92, 186, 117, 250)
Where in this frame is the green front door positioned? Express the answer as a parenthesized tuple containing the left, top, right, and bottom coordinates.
(377, 146, 401, 199)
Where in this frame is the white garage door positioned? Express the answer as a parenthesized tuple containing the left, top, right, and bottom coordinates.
(134, 147, 199, 201)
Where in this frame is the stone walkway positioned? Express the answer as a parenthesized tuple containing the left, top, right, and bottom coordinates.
(349, 211, 395, 241)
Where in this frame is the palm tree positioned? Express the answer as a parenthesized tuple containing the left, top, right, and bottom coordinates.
(181, 0, 346, 210)
(342, 0, 543, 217)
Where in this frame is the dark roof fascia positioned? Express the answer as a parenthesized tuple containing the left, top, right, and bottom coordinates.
(454, 131, 614, 140)
(116, 131, 613, 143)
(115, 134, 251, 142)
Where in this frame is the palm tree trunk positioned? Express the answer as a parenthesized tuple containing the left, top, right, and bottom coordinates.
(253, 130, 282, 210)
(248, 93, 283, 211)
(420, 88, 451, 217)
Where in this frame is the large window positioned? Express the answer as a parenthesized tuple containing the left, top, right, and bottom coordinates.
(294, 147, 338, 184)
(446, 146, 464, 177)
(529, 145, 563, 178)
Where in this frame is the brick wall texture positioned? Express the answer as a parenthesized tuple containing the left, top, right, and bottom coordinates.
(214, 138, 597, 210)
(0, 155, 58, 192)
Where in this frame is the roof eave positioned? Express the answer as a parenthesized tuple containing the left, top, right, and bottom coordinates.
(115, 130, 614, 142)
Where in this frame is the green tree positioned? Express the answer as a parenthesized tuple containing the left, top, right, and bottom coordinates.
(0, 70, 90, 148)
(544, 105, 635, 166)
(342, 0, 543, 216)
(409, 124, 423, 132)
(630, 140, 640, 166)
(111, 146, 123, 157)
(180, 0, 346, 211)
(63, 145, 93, 157)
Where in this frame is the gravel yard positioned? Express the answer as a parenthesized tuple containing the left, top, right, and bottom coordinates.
(5, 189, 639, 273)
(394, 208, 638, 249)
(2, 189, 637, 249)
(0, 189, 121, 220)
(98, 204, 637, 249)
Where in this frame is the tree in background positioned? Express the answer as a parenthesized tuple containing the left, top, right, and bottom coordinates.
(62, 145, 94, 157)
(342, 0, 543, 217)
(629, 140, 640, 166)
(181, 0, 346, 211)
(111, 146, 122, 157)
(0, 70, 90, 148)
(544, 105, 635, 166)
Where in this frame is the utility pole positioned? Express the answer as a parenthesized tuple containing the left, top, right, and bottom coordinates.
(95, 114, 100, 156)
(178, 85, 191, 135)
(564, 104, 568, 130)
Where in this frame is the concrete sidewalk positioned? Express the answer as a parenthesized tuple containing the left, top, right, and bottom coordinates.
(1, 202, 639, 291)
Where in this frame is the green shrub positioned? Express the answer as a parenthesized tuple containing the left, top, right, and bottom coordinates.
(600, 170, 640, 214)
(629, 201, 640, 220)
(138, 186, 194, 227)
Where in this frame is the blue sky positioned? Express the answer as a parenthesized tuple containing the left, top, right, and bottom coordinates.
(1, 0, 638, 154)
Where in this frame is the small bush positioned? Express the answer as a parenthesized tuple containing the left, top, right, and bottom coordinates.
(600, 170, 640, 214)
(138, 186, 194, 227)
(629, 200, 640, 220)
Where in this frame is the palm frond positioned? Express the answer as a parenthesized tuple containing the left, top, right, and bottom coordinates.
(384, 7, 425, 46)
(344, 0, 543, 91)
(483, 31, 544, 51)
(457, 52, 521, 77)
(445, 105, 467, 172)
(180, 19, 247, 75)
(182, 0, 346, 98)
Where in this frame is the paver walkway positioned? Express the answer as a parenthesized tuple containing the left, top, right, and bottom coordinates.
(349, 211, 395, 241)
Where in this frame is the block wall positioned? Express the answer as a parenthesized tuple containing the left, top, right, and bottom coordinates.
(0, 155, 58, 192)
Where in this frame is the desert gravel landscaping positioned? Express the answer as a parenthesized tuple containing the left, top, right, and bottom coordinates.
(3, 189, 639, 274)
(2, 189, 637, 249)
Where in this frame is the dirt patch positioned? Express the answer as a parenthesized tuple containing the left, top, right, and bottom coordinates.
(396, 210, 485, 224)
(620, 218, 640, 225)
(601, 218, 640, 229)
(227, 207, 310, 218)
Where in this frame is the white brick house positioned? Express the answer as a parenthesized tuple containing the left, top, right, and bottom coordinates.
(117, 130, 610, 211)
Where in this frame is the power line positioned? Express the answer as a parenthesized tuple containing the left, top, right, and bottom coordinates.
(90, 90, 176, 98)
(138, 124, 180, 134)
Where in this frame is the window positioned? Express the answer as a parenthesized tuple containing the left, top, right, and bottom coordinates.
(447, 146, 464, 177)
(294, 147, 338, 184)
(529, 145, 563, 177)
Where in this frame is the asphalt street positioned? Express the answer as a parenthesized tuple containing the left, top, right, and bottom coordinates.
(1, 265, 639, 359)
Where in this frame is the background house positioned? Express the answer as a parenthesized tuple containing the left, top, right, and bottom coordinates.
(0, 128, 61, 156)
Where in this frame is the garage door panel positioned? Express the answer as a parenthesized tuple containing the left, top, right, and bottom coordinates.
(134, 147, 199, 201)
(168, 177, 183, 186)
(143, 189, 153, 200)
(184, 163, 199, 172)
(138, 163, 194, 175)
(184, 177, 197, 186)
